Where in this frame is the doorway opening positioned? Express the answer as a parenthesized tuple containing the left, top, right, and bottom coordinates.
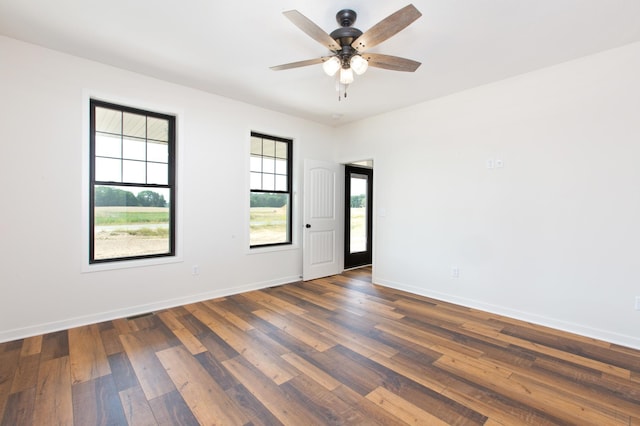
(344, 163, 373, 269)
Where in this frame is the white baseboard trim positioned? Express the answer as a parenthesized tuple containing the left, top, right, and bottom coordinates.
(0, 275, 300, 344)
(374, 277, 640, 351)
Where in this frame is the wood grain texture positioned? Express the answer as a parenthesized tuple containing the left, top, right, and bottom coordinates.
(1, 267, 639, 425)
(68, 324, 111, 384)
(33, 356, 73, 426)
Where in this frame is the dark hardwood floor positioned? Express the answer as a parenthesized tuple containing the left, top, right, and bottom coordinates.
(1, 267, 639, 425)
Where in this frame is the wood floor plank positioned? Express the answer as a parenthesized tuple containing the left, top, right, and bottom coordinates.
(517, 354, 640, 417)
(369, 352, 448, 394)
(241, 290, 307, 316)
(280, 373, 363, 424)
(33, 356, 73, 426)
(278, 284, 341, 312)
(39, 330, 69, 362)
(68, 324, 111, 384)
(190, 304, 298, 385)
(281, 352, 341, 391)
(0, 349, 21, 422)
(1, 387, 35, 426)
(71, 375, 127, 426)
(435, 353, 630, 425)
(156, 345, 250, 425)
(252, 308, 336, 352)
(100, 326, 124, 356)
(324, 289, 405, 320)
(311, 314, 399, 358)
(157, 311, 206, 355)
(306, 345, 387, 397)
(9, 353, 39, 394)
(147, 390, 199, 426)
(224, 383, 282, 426)
(366, 386, 450, 426)
(331, 383, 407, 426)
(440, 380, 563, 426)
(119, 330, 175, 400)
(375, 320, 484, 359)
(19, 335, 42, 357)
(501, 323, 640, 371)
(119, 385, 157, 426)
(222, 355, 325, 425)
(202, 300, 256, 332)
(108, 351, 141, 393)
(472, 325, 633, 379)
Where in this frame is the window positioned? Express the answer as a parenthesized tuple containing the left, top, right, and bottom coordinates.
(250, 132, 293, 247)
(89, 99, 176, 263)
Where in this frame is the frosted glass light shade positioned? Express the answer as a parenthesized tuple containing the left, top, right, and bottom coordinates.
(350, 55, 368, 75)
(339, 67, 354, 84)
(322, 57, 341, 76)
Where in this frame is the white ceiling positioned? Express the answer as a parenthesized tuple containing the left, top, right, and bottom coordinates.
(2, 1, 640, 126)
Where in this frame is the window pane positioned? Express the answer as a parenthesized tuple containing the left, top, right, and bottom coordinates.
(95, 107, 121, 134)
(262, 139, 275, 157)
(147, 141, 168, 163)
(275, 175, 287, 191)
(250, 172, 262, 190)
(250, 155, 262, 173)
(263, 157, 275, 174)
(122, 160, 146, 183)
(95, 133, 121, 158)
(250, 193, 289, 246)
(94, 185, 170, 260)
(350, 175, 368, 253)
(123, 112, 146, 138)
(95, 157, 121, 182)
(147, 162, 168, 185)
(147, 117, 168, 142)
(275, 141, 288, 159)
(262, 174, 275, 190)
(123, 137, 146, 161)
(275, 158, 287, 175)
(250, 137, 262, 155)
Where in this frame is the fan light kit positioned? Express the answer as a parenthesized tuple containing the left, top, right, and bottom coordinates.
(271, 4, 422, 100)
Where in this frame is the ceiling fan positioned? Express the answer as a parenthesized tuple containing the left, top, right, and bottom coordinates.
(271, 4, 422, 99)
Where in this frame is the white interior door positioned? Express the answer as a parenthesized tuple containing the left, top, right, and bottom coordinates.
(303, 159, 343, 280)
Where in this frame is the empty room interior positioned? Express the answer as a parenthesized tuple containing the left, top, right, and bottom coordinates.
(1, 1, 639, 424)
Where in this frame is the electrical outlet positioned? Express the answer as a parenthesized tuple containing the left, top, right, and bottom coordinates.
(451, 268, 460, 279)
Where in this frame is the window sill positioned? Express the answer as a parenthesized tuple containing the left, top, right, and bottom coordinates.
(82, 255, 183, 273)
(246, 244, 299, 255)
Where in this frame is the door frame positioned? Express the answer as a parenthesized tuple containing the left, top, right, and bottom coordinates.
(344, 164, 373, 269)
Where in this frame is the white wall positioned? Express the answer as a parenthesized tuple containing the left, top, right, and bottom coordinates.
(336, 42, 640, 349)
(0, 36, 337, 342)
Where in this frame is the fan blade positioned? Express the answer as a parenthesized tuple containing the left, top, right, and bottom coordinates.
(352, 4, 422, 52)
(283, 10, 341, 51)
(270, 57, 328, 71)
(362, 53, 421, 72)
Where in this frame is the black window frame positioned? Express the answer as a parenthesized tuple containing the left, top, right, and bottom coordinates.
(249, 131, 293, 248)
(89, 99, 176, 264)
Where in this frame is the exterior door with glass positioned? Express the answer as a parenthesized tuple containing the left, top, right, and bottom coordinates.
(344, 165, 373, 269)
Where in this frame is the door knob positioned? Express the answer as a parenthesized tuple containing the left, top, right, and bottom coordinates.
(305, 224, 311, 228)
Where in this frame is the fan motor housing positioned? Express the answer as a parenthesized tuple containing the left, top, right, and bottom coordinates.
(336, 9, 357, 26)
(330, 9, 362, 48)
